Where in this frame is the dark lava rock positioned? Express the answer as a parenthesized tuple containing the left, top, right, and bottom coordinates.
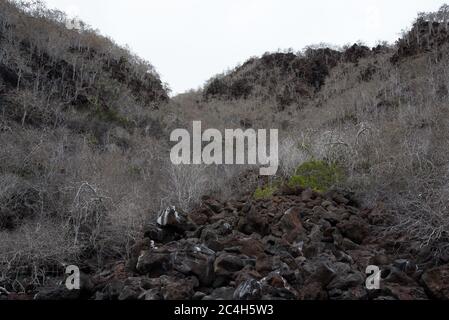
(214, 254, 245, 277)
(422, 264, 449, 300)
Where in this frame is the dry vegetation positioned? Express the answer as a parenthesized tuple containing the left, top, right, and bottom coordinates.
(175, 5, 449, 256)
(0, 0, 171, 288)
(2, 0, 449, 291)
(0, 0, 256, 289)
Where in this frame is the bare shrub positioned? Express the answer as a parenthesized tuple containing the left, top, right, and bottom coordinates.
(0, 219, 78, 290)
(68, 182, 111, 254)
(162, 164, 215, 212)
(278, 135, 311, 177)
(0, 173, 40, 230)
(284, 44, 449, 252)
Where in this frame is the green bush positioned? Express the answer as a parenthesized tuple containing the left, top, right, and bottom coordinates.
(253, 185, 279, 200)
(288, 160, 344, 193)
(86, 133, 100, 146)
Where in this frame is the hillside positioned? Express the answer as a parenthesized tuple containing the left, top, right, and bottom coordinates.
(203, 44, 387, 109)
(0, 0, 174, 291)
(0, 0, 168, 131)
(2, 1, 449, 301)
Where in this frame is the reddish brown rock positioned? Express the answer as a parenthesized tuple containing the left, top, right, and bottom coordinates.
(136, 250, 172, 276)
(383, 283, 428, 300)
(214, 254, 245, 277)
(337, 216, 369, 244)
(160, 276, 198, 300)
(422, 264, 449, 300)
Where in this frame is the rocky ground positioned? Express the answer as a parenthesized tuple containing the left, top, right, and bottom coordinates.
(4, 187, 449, 300)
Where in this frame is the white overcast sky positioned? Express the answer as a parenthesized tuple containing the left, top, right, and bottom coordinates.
(42, 0, 447, 95)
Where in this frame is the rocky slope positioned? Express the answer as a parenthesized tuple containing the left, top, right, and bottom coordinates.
(0, 0, 168, 132)
(0, 1, 171, 293)
(393, 17, 449, 63)
(20, 186, 449, 300)
(203, 44, 385, 109)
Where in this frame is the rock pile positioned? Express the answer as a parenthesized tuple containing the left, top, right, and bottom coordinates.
(9, 187, 449, 300)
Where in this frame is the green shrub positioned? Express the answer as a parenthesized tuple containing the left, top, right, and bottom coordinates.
(253, 185, 279, 200)
(288, 160, 344, 193)
(128, 165, 142, 176)
(86, 133, 100, 146)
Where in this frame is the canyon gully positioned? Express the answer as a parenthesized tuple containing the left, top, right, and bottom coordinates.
(170, 121, 279, 176)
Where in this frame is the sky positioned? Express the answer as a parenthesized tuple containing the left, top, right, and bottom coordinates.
(42, 0, 448, 95)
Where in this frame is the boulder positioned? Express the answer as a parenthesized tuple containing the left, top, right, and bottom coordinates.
(173, 244, 216, 286)
(136, 250, 172, 276)
(234, 279, 263, 300)
(204, 198, 224, 214)
(234, 237, 265, 258)
(422, 264, 449, 300)
(301, 189, 315, 202)
(238, 206, 270, 236)
(393, 259, 418, 274)
(260, 272, 299, 300)
(278, 207, 305, 243)
(279, 207, 303, 230)
(160, 276, 198, 300)
(337, 216, 369, 244)
(214, 254, 245, 277)
(143, 223, 179, 243)
(256, 254, 275, 275)
(157, 206, 195, 232)
(309, 262, 337, 287)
